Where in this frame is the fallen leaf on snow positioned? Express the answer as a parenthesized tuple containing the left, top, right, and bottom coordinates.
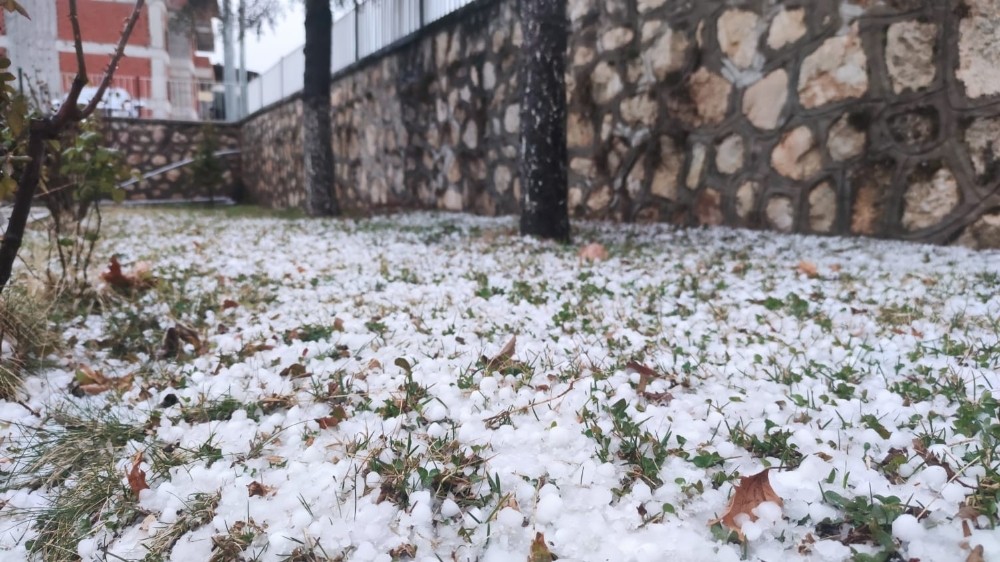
(159, 323, 204, 359)
(246, 481, 274, 497)
(529, 532, 553, 562)
(967, 545, 985, 562)
(578, 242, 609, 262)
(316, 406, 348, 429)
(797, 261, 818, 278)
(710, 468, 783, 540)
(127, 451, 148, 496)
(389, 544, 417, 559)
(279, 363, 309, 379)
(222, 299, 239, 310)
(100, 256, 156, 293)
(486, 335, 516, 370)
(75, 365, 134, 395)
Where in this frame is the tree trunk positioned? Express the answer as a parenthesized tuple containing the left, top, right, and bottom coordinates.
(518, 0, 569, 242)
(303, 0, 339, 217)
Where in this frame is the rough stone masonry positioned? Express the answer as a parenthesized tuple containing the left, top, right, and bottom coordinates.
(237, 0, 1000, 249)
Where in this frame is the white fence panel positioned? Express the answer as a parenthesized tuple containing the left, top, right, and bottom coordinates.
(260, 64, 284, 107)
(248, 79, 263, 114)
(283, 47, 306, 94)
(423, 0, 473, 24)
(332, 11, 357, 73)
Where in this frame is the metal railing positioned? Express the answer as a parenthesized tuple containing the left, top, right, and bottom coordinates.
(59, 73, 230, 121)
(245, 0, 476, 115)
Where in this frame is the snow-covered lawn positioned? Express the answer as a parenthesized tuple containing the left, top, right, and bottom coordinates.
(1, 208, 999, 562)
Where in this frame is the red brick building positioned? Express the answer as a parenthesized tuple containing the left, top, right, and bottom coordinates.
(0, 0, 215, 119)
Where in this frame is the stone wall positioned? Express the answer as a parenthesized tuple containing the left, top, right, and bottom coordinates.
(327, 0, 522, 215)
(105, 118, 241, 201)
(240, 0, 1000, 248)
(240, 97, 306, 208)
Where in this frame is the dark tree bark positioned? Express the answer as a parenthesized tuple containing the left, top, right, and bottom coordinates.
(302, 0, 339, 217)
(518, 0, 570, 242)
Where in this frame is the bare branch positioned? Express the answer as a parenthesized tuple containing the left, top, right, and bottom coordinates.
(68, 0, 87, 81)
(52, 0, 89, 125)
(79, 0, 147, 119)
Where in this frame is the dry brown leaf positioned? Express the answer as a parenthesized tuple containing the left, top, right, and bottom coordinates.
(279, 363, 309, 379)
(101, 256, 156, 293)
(76, 365, 133, 395)
(127, 451, 148, 496)
(967, 545, 985, 562)
(159, 323, 204, 359)
(797, 261, 818, 278)
(222, 299, 239, 310)
(389, 544, 417, 559)
(529, 532, 553, 562)
(578, 242, 609, 262)
(316, 406, 348, 429)
(333, 317, 345, 331)
(241, 341, 274, 355)
(368, 359, 382, 370)
(486, 335, 516, 370)
(625, 361, 659, 394)
(710, 469, 783, 540)
(246, 481, 274, 497)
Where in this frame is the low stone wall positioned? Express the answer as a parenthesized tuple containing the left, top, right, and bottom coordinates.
(105, 118, 242, 201)
(565, 0, 1000, 247)
(327, 0, 522, 215)
(240, 97, 306, 208)
(240, 0, 1000, 248)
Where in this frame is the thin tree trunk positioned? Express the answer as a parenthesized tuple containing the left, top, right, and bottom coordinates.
(518, 0, 569, 242)
(0, 124, 46, 291)
(303, 0, 338, 217)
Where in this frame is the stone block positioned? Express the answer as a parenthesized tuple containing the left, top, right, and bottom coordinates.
(621, 94, 658, 126)
(651, 135, 683, 200)
(767, 8, 807, 50)
(718, 9, 761, 69)
(964, 116, 1000, 180)
(956, 210, 1000, 249)
(827, 113, 866, 161)
(850, 160, 894, 235)
(902, 166, 960, 231)
(958, 15, 1000, 98)
(772, 126, 822, 180)
(687, 68, 732, 126)
(766, 196, 794, 232)
(715, 134, 744, 175)
(798, 27, 868, 108)
(686, 143, 707, 189)
(568, 113, 594, 149)
(886, 20, 937, 93)
(644, 27, 689, 81)
(695, 188, 723, 225)
(808, 182, 837, 232)
(736, 181, 758, 219)
(591, 62, 624, 104)
(601, 27, 634, 52)
(887, 107, 939, 150)
(743, 69, 788, 130)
